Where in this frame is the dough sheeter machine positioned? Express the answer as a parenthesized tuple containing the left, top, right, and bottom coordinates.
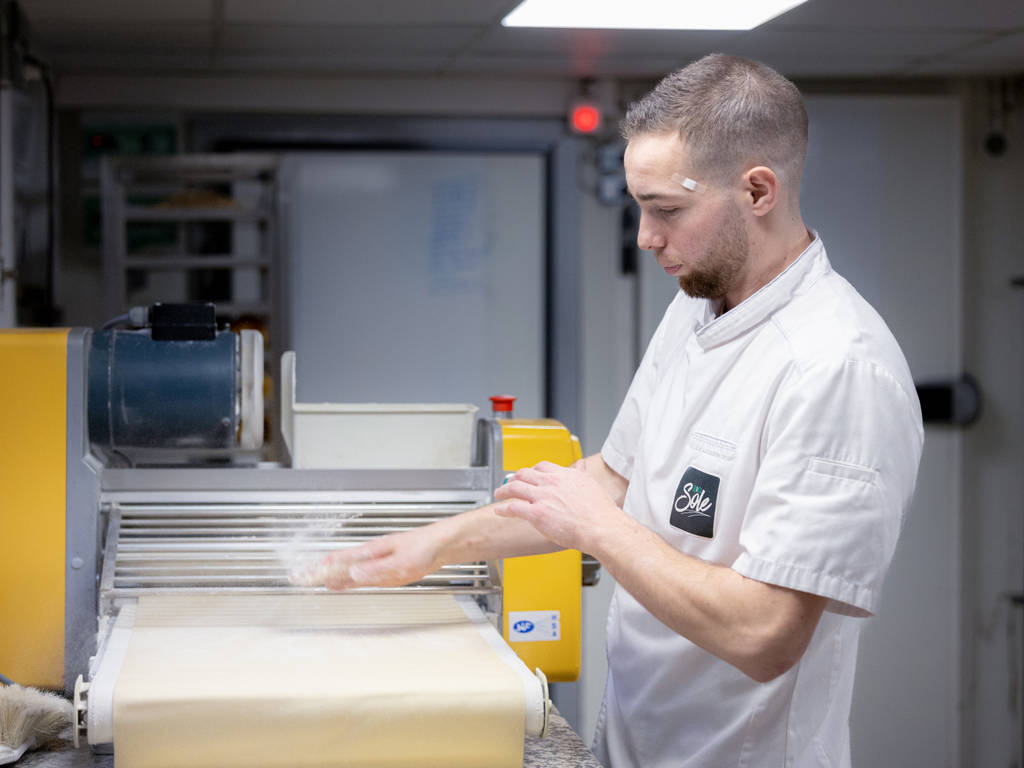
(0, 306, 594, 767)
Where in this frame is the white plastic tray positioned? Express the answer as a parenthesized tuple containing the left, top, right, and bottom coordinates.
(280, 351, 478, 469)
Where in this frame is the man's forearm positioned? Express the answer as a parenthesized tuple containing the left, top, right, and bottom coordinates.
(434, 502, 563, 564)
(590, 514, 826, 683)
(306, 453, 610, 590)
(493, 456, 825, 681)
(298, 501, 561, 590)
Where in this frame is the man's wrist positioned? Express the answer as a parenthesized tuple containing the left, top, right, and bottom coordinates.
(430, 512, 471, 566)
(432, 504, 505, 565)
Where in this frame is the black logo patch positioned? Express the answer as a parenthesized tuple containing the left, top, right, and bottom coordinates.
(669, 466, 719, 538)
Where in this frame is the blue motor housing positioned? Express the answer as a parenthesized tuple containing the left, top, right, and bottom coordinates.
(88, 329, 238, 451)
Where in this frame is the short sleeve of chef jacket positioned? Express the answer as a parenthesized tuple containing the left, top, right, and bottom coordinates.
(733, 357, 923, 617)
(600, 295, 677, 482)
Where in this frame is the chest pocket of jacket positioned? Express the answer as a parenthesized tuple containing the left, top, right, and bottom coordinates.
(668, 432, 736, 539)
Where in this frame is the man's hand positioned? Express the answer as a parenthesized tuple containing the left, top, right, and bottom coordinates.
(291, 527, 442, 590)
(493, 459, 630, 553)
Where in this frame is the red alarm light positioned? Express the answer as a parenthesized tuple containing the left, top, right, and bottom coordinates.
(570, 103, 602, 134)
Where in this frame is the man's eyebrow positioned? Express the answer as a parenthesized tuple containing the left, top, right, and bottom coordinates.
(631, 191, 685, 203)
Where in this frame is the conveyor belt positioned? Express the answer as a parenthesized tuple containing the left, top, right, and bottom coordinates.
(78, 593, 550, 767)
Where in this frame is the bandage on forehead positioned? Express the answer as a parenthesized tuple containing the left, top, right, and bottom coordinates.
(669, 173, 707, 193)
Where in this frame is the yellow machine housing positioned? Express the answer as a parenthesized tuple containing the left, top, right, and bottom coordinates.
(500, 420, 583, 682)
(0, 329, 70, 689)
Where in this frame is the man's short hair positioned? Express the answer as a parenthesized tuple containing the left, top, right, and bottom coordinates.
(621, 54, 808, 190)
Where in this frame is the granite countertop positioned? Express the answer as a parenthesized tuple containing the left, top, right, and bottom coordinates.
(19, 707, 603, 768)
(524, 707, 604, 767)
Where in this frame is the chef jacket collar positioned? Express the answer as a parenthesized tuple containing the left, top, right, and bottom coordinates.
(695, 233, 828, 350)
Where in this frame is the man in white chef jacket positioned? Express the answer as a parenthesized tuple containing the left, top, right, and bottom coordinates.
(301, 54, 924, 768)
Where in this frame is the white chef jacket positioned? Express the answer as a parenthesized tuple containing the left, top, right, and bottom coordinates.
(594, 236, 923, 768)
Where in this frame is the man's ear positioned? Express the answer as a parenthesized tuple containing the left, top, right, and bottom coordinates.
(743, 166, 779, 216)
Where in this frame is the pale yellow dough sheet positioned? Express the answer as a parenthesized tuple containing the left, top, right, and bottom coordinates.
(112, 593, 526, 768)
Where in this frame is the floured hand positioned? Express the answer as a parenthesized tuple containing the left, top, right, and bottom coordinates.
(290, 529, 442, 591)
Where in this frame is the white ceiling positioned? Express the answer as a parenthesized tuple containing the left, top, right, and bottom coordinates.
(18, 0, 1024, 80)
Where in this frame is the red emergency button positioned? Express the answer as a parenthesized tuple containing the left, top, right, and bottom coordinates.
(489, 395, 517, 416)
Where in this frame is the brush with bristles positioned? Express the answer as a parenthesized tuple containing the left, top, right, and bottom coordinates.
(0, 683, 73, 764)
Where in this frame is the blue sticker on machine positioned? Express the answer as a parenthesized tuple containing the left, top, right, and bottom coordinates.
(509, 611, 560, 642)
(669, 466, 719, 538)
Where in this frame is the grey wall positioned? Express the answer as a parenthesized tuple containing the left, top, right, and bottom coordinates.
(803, 95, 963, 768)
(961, 83, 1024, 768)
(281, 150, 546, 418)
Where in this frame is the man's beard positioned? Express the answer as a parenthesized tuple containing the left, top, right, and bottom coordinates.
(677, 202, 748, 301)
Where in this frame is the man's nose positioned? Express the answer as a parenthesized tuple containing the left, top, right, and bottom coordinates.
(636, 212, 666, 252)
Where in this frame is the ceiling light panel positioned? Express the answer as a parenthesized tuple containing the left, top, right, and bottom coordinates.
(502, 0, 810, 31)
